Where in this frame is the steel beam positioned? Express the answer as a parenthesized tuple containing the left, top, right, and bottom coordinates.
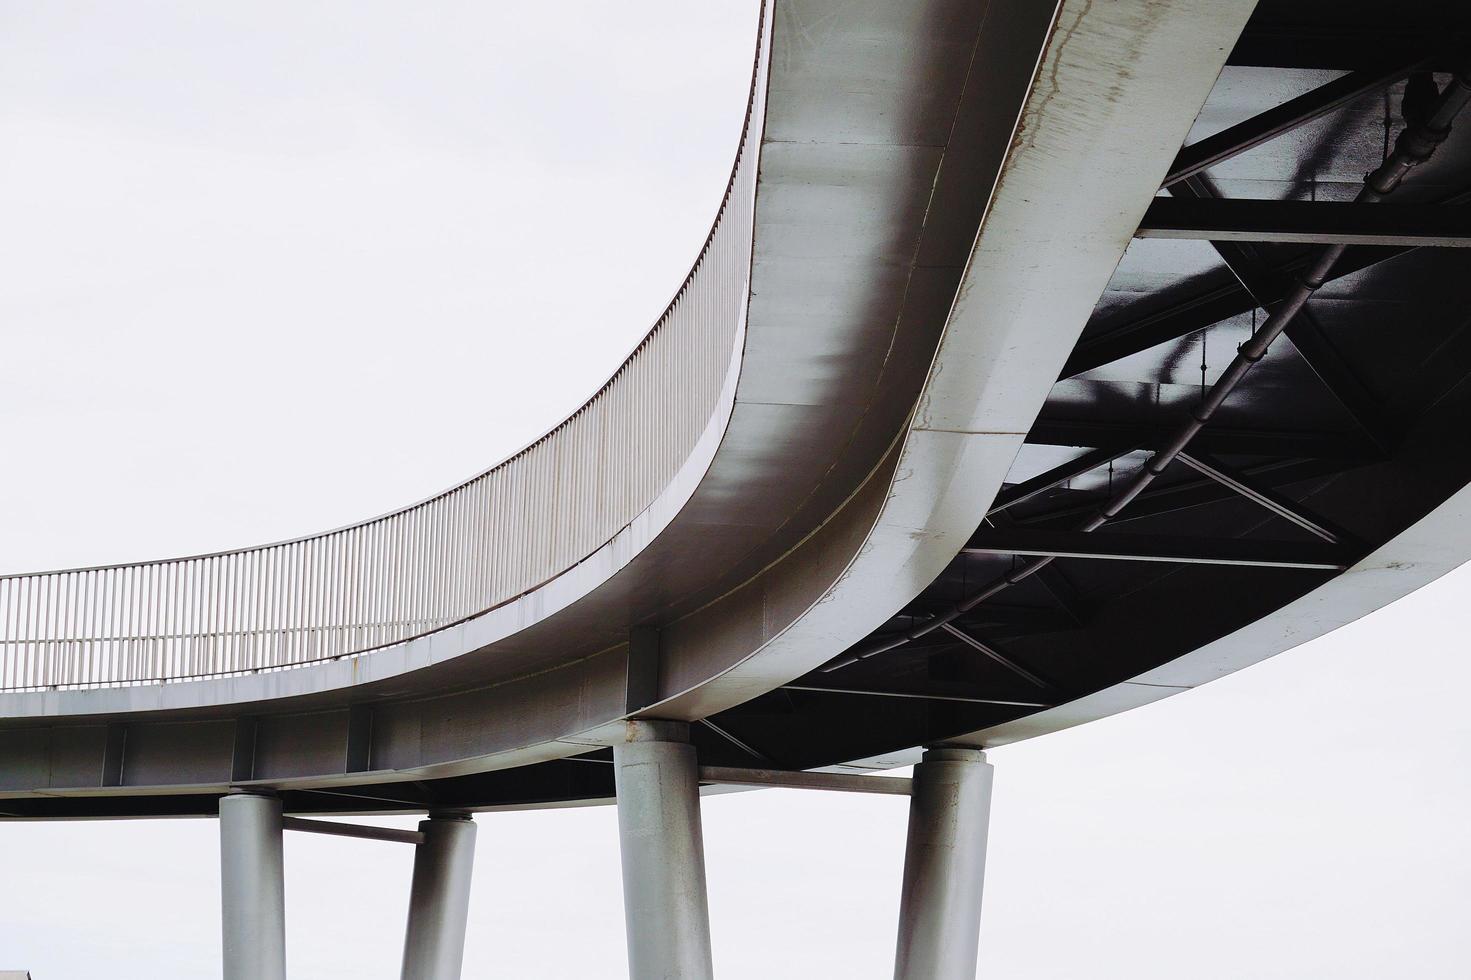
(1026, 419, 1375, 461)
(783, 684, 1048, 709)
(220, 792, 286, 980)
(966, 528, 1353, 569)
(936, 623, 1050, 689)
(698, 765, 913, 796)
(893, 748, 994, 980)
(987, 446, 1138, 516)
(1061, 247, 1401, 378)
(1176, 452, 1343, 542)
(1068, 183, 1471, 378)
(1165, 176, 1399, 454)
(401, 814, 478, 980)
(1138, 199, 1471, 247)
(624, 627, 662, 714)
(1015, 457, 1351, 529)
(902, 602, 1078, 634)
(613, 720, 713, 980)
(1163, 59, 1422, 186)
(282, 815, 425, 845)
(101, 724, 126, 787)
(345, 705, 374, 774)
(699, 717, 771, 763)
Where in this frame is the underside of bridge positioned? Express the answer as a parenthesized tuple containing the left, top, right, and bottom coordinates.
(730, 1, 1471, 767)
(9, 0, 1469, 823)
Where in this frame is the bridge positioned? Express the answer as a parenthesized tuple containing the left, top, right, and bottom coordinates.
(5, 0, 1471, 977)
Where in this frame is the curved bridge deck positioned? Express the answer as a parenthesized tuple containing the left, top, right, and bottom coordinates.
(3, 0, 1471, 821)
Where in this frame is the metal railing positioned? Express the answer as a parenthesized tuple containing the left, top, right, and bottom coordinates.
(0, 19, 769, 692)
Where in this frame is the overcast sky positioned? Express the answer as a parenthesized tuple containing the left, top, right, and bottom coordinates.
(2, 4, 1468, 978)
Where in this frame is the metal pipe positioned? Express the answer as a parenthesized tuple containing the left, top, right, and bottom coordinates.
(893, 748, 994, 980)
(220, 792, 287, 980)
(401, 814, 478, 980)
(613, 720, 714, 980)
(282, 815, 426, 845)
(698, 765, 914, 795)
(829, 63, 1471, 673)
(783, 684, 1048, 709)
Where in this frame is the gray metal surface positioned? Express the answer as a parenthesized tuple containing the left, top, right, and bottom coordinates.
(219, 793, 286, 980)
(613, 722, 712, 980)
(793, 6, 1471, 769)
(698, 765, 912, 795)
(14, 6, 1471, 977)
(401, 815, 478, 980)
(893, 749, 993, 980)
(687, 0, 1261, 769)
(0, 0, 1073, 808)
(282, 815, 425, 845)
(35, 0, 1466, 833)
(978, 470, 1471, 747)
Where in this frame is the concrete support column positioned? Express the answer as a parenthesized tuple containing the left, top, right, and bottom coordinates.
(893, 748, 995, 980)
(401, 813, 479, 980)
(613, 720, 714, 980)
(220, 791, 287, 980)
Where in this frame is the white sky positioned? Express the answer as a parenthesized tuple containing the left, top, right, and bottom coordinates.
(1, 4, 1468, 978)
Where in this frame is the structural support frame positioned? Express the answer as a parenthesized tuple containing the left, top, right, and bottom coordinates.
(218, 796, 477, 980)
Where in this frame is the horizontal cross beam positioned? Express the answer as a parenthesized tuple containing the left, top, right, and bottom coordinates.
(698, 765, 913, 796)
(281, 815, 425, 845)
(965, 528, 1355, 570)
(783, 683, 1048, 708)
(988, 446, 1138, 516)
(1164, 59, 1421, 186)
(1137, 199, 1471, 248)
(1026, 420, 1376, 461)
(1067, 186, 1471, 378)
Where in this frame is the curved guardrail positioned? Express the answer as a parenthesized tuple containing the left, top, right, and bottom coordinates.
(0, 18, 768, 692)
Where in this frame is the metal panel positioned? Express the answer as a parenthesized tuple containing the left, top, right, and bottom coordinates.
(122, 720, 234, 786)
(254, 711, 351, 780)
